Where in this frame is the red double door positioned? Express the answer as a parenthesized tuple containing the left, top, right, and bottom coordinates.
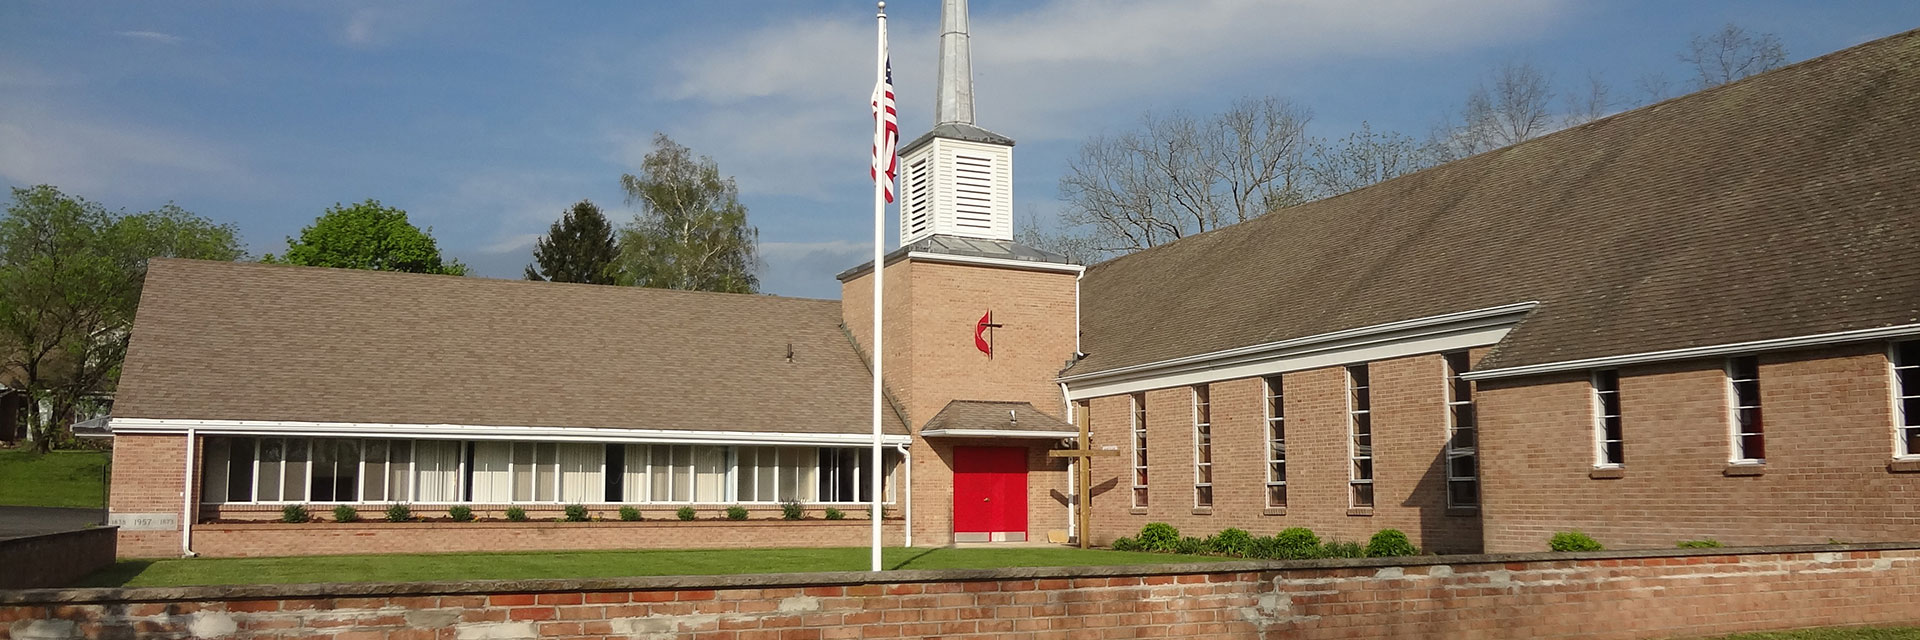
(953, 446, 1028, 539)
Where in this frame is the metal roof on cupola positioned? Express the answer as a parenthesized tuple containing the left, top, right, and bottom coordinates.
(897, 0, 1017, 246)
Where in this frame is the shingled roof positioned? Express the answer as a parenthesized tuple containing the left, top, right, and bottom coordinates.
(1071, 29, 1920, 378)
(116, 259, 908, 436)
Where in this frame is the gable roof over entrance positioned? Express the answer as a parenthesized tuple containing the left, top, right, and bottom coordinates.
(1071, 29, 1920, 379)
(117, 260, 908, 437)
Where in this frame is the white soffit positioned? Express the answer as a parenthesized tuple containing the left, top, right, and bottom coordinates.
(1462, 322, 1920, 381)
(108, 418, 913, 447)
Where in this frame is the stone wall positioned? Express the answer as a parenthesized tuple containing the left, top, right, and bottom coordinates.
(5, 543, 1918, 639)
(0, 527, 116, 590)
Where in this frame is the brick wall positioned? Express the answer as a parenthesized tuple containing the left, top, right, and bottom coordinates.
(0, 527, 116, 589)
(185, 520, 905, 558)
(6, 544, 1918, 639)
(1479, 342, 1920, 553)
(109, 433, 190, 558)
(1085, 352, 1481, 553)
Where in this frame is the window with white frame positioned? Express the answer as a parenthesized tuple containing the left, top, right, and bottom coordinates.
(1131, 393, 1148, 508)
(1593, 370, 1624, 467)
(1729, 356, 1764, 463)
(1348, 364, 1374, 508)
(1263, 376, 1286, 508)
(1193, 385, 1213, 508)
(1897, 341, 1920, 458)
(1443, 351, 1479, 508)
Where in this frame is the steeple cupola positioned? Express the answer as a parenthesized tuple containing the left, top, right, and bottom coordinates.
(898, 0, 1015, 246)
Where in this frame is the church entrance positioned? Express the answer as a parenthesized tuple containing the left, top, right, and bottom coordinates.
(952, 446, 1028, 542)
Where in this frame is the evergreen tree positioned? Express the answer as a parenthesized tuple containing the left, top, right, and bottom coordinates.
(525, 200, 618, 284)
(263, 199, 468, 275)
(615, 134, 759, 293)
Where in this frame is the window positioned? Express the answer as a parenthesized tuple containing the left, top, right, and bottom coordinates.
(1593, 370, 1624, 467)
(1897, 342, 1920, 458)
(1729, 356, 1764, 462)
(1192, 386, 1213, 508)
(1131, 393, 1148, 508)
(1348, 365, 1373, 508)
(1443, 352, 1479, 508)
(1263, 376, 1286, 508)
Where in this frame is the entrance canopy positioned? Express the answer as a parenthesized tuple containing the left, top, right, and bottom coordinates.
(918, 400, 1074, 439)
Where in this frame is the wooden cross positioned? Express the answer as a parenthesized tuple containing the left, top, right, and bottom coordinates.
(1049, 406, 1119, 549)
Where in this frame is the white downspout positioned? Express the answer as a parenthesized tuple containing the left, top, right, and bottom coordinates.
(1061, 382, 1076, 542)
(895, 442, 912, 548)
(180, 427, 198, 557)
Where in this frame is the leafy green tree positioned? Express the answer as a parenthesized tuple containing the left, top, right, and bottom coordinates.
(263, 199, 468, 275)
(525, 200, 618, 284)
(616, 134, 759, 293)
(0, 186, 244, 451)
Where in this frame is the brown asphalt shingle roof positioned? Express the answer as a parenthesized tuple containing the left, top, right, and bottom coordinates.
(116, 260, 907, 436)
(923, 401, 1075, 435)
(1072, 29, 1920, 378)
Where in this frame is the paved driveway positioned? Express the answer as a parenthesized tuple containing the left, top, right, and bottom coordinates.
(0, 505, 103, 540)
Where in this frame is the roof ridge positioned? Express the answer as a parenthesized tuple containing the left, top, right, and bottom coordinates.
(153, 258, 842, 305)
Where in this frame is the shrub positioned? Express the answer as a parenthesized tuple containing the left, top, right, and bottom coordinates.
(1677, 539, 1723, 549)
(618, 506, 641, 521)
(563, 504, 589, 522)
(676, 506, 697, 521)
(824, 507, 846, 520)
(449, 505, 474, 522)
(1110, 536, 1141, 552)
(1138, 522, 1181, 552)
(1173, 536, 1208, 555)
(1274, 527, 1323, 559)
(1549, 531, 1604, 552)
(385, 503, 412, 522)
(726, 505, 749, 520)
(1365, 529, 1420, 557)
(1208, 528, 1256, 557)
(1319, 541, 1366, 559)
(505, 507, 529, 522)
(331, 505, 359, 523)
(780, 500, 805, 520)
(280, 505, 310, 523)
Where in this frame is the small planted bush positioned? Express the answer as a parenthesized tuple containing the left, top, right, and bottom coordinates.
(780, 500, 805, 520)
(1138, 522, 1181, 552)
(619, 506, 642, 521)
(331, 505, 359, 523)
(1549, 531, 1604, 552)
(1365, 529, 1420, 558)
(1677, 539, 1723, 549)
(449, 505, 474, 522)
(824, 507, 846, 520)
(1208, 528, 1256, 557)
(726, 505, 749, 520)
(280, 504, 310, 523)
(676, 506, 697, 521)
(505, 507, 529, 522)
(1110, 536, 1141, 552)
(385, 503, 412, 523)
(1274, 527, 1323, 559)
(1319, 541, 1366, 559)
(1173, 536, 1208, 555)
(563, 504, 589, 522)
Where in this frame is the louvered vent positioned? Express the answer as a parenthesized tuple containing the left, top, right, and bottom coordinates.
(952, 153, 994, 231)
(903, 156, 933, 241)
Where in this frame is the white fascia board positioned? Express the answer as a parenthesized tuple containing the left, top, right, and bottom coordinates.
(108, 418, 912, 447)
(1062, 302, 1536, 401)
(1462, 323, 1920, 381)
(919, 429, 1077, 439)
(903, 251, 1084, 275)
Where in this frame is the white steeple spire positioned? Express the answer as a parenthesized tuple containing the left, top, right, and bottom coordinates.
(934, 0, 974, 126)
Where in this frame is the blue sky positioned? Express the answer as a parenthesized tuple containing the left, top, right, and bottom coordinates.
(3, 2, 1915, 299)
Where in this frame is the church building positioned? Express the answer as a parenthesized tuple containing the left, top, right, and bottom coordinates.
(103, 7, 1919, 558)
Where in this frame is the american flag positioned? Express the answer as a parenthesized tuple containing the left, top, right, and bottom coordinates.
(871, 56, 898, 203)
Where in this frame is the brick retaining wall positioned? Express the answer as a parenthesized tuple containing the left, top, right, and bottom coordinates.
(6, 543, 1919, 639)
(0, 527, 116, 590)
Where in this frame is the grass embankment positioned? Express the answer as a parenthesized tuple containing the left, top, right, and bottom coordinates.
(0, 448, 108, 508)
(1701, 629, 1920, 640)
(82, 545, 1229, 587)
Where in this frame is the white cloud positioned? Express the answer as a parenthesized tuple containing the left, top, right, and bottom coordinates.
(758, 239, 873, 299)
(114, 30, 185, 46)
(0, 105, 250, 200)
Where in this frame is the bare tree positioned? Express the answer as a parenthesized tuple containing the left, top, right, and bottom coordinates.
(1057, 97, 1311, 256)
(1440, 61, 1556, 157)
(1633, 71, 1675, 106)
(1562, 72, 1615, 127)
(1307, 122, 1443, 199)
(1681, 23, 1787, 89)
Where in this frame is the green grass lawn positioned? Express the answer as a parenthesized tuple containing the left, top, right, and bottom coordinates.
(82, 546, 1230, 587)
(0, 448, 109, 508)
(1698, 629, 1920, 640)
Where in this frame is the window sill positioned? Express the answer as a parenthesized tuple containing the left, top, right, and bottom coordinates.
(1190, 507, 1214, 516)
(1445, 507, 1480, 517)
(1723, 463, 1767, 477)
(1346, 507, 1374, 517)
(1588, 467, 1625, 480)
(1888, 459, 1920, 473)
(1261, 507, 1287, 516)
(1129, 507, 1149, 515)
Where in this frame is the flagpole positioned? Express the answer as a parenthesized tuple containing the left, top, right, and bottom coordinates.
(869, 0, 888, 574)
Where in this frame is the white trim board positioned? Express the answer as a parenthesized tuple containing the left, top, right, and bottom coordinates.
(919, 429, 1075, 439)
(1462, 323, 1920, 381)
(1063, 303, 1535, 401)
(903, 251, 1083, 275)
(108, 418, 914, 447)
